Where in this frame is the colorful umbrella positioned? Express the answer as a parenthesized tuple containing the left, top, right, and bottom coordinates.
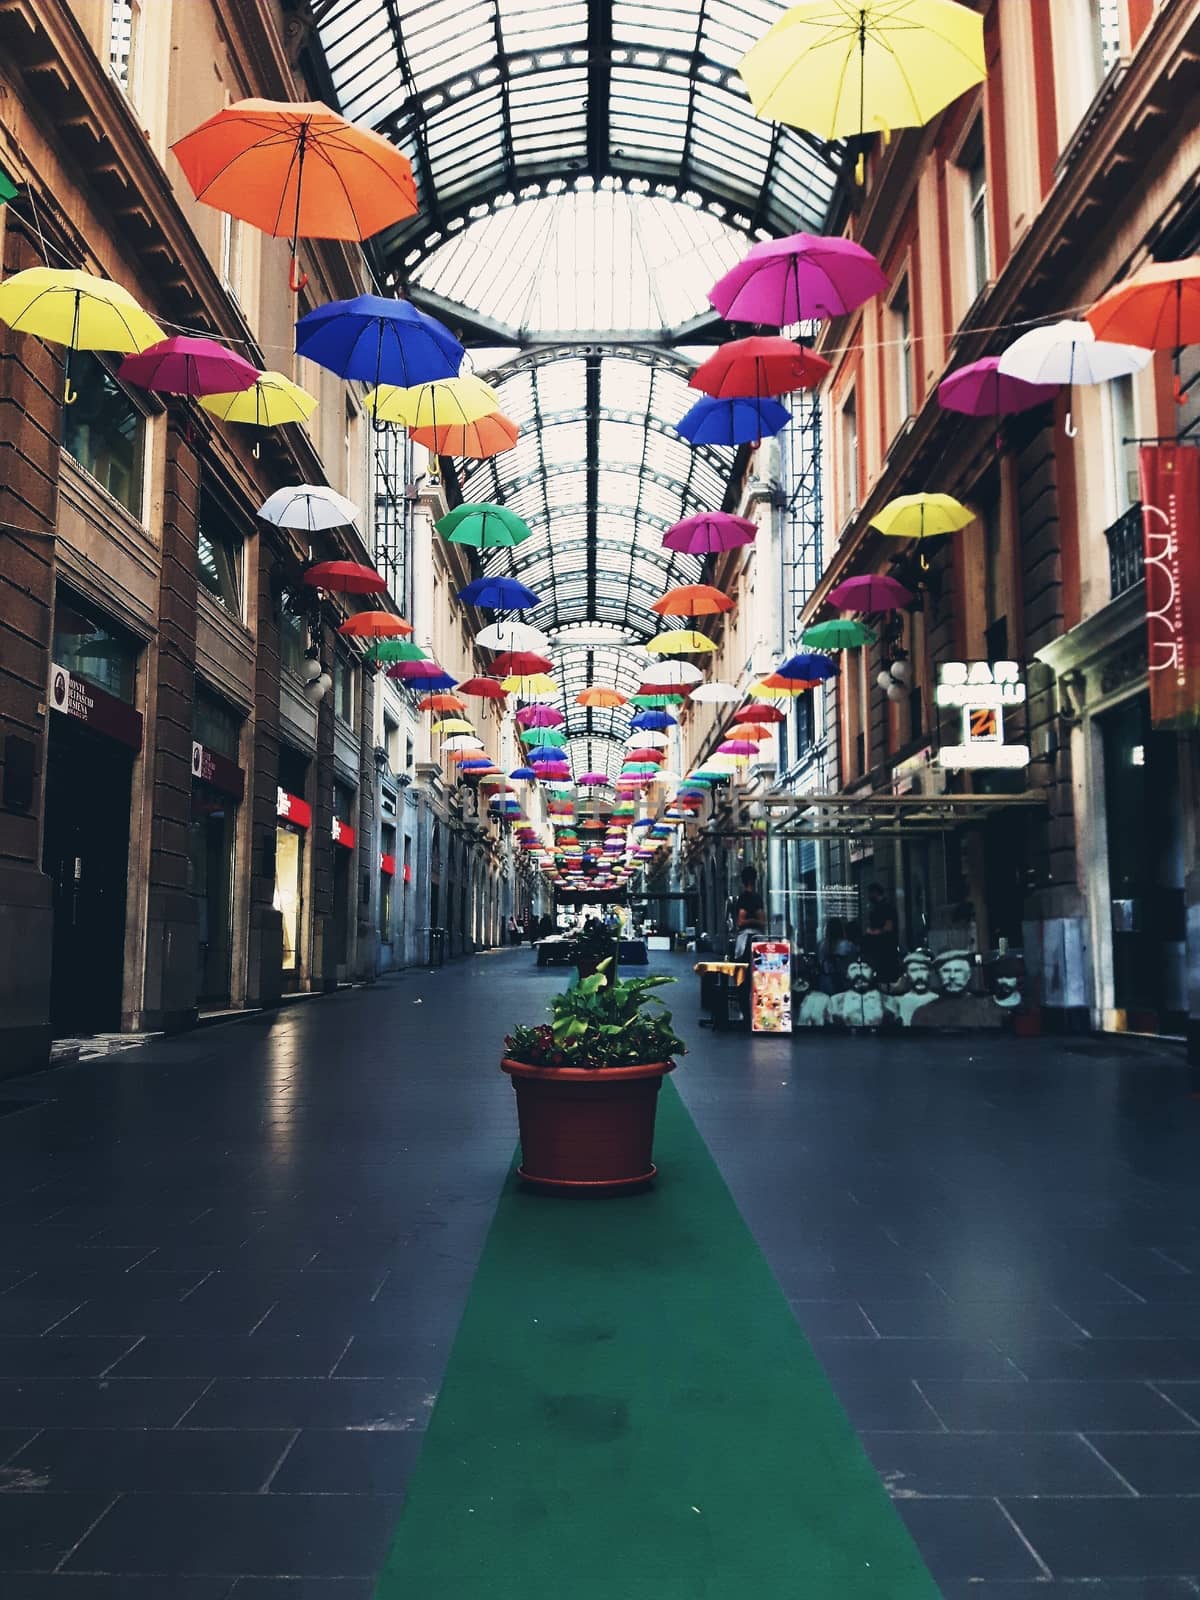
(828, 574, 914, 611)
(627, 749, 667, 763)
(630, 710, 678, 731)
(520, 728, 566, 747)
(645, 629, 717, 655)
(366, 638, 426, 664)
(457, 677, 508, 700)
(719, 740, 760, 756)
(494, 651, 554, 677)
(475, 621, 549, 651)
(456, 576, 540, 611)
(393, 668, 457, 691)
(411, 414, 519, 459)
(689, 681, 741, 703)
(802, 619, 877, 649)
(172, 99, 418, 290)
(662, 511, 757, 554)
(708, 233, 888, 326)
(732, 723, 776, 742)
(431, 718, 477, 735)
(0, 266, 163, 403)
(302, 560, 386, 595)
(677, 394, 791, 446)
(337, 611, 413, 639)
(937, 356, 1058, 419)
(578, 772, 609, 786)
(417, 692, 466, 712)
(627, 730, 670, 747)
(117, 336, 257, 397)
(295, 295, 462, 389)
(997, 319, 1151, 435)
(777, 653, 838, 682)
(510, 766, 537, 780)
(690, 337, 830, 399)
(652, 584, 734, 617)
(515, 704, 564, 727)
(629, 692, 685, 708)
(503, 674, 558, 699)
(258, 484, 358, 531)
(366, 374, 501, 428)
(435, 503, 532, 549)
(749, 677, 810, 699)
(576, 687, 627, 708)
(200, 369, 317, 429)
(642, 660, 704, 686)
(1086, 259, 1200, 382)
(869, 493, 973, 540)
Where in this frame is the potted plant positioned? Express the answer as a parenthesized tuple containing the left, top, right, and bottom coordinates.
(502, 962, 685, 1192)
(572, 917, 617, 981)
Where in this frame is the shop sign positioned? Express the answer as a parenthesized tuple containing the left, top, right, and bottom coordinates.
(750, 941, 792, 1034)
(49, 663, 143, 751)
(936, 661, 1030, 771)
(191, 740, 244, 801)
(1139, 445, 1200, 727)
(380, 852, 396, 876)
(332, 816, 356, 850)
(277, 788, 312, 829)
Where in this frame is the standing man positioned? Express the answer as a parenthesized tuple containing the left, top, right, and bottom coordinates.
(861, 883, 901, 985)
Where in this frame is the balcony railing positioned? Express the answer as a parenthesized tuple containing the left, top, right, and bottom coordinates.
(1106, 503, 1144, 600)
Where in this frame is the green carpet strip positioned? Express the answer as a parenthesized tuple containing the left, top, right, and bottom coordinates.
(375, 1079, 942, 1598)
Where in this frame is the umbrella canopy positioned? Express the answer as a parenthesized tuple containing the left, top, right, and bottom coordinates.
(938, 356, 1059, 418)
(738, 0, 986, 142)
(117, 336, 257, 398)
(828, 574, 915, 611)
(630, 710, 678, 731)
(435, 502, 532, 549)
(689, 681, 741, 703)
(337, 611, 413, 639)
(652, 584, 734, 617)
(749, 677, 809, 698)
(733, 702, 785, 723)
(576, 687, 627, 708)
(998, 320, 1151, 387)
(645, 629, 718, 655)
(690, 336, 830, 399)
(578, 772, 609, 786)
(677, 394, 791, 446)
(870, 492, 973, 540)
(510, 766, 537, 780)
(1086, 257, 1200, 351)
(391, 659, 454, 684)
(431, 718, 477, 735)
(295, 295, 462, 388)
(0, 267, 162, 401)
(776, 653, 838, 682)
(302, 560, 385, 595)
(630, 692, 685, 708)
(627, 748, 667, 763)
(456, 575, 540, 611)
(519, 727, 566, 747)
(258, 484, 358, 531)
(732, 723, 776, 742)
(171, 98, 418, 289)
(641, 660, 704, 686)
(719, 739, 760, 756)
(493, 651, 554, 678)
(708, 233, 888, 326)
(200, 368, 318, 428)
(475, 621, 549, 652)
(417, 692, 466, 712)
(411, 413, 519, 459)
(366, 374, 502, 428)
(802, 619, 877, 650)
(662, 511, 758, 555)
(366, 638, 426, 664)
(627, 730, 670, 747)
(515, 703, 563, 727)
(442, 734, 485, 752)
(456, 677, 508, 700)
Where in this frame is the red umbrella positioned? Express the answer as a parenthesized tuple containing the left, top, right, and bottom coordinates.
(626, 749, 666, 763)
(457, 677, 508, 699)
(303, 561, 387, 595)
(690, 336, 830, 399)
(490, 650, 553, 676)
(732, 703, 784, 723)
(117, 335, 257, 397)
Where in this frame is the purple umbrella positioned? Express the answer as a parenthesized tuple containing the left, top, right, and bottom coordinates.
(708, 233, 888, 328)
(938, 356, 1059, 417)
(117, 336, 258, 397)
(515, 705, 564, 728)
(827, 574, 914, 613)
(662, 511, 758, 554)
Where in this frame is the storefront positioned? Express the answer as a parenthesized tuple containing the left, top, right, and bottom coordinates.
(43, 596, 143, 1036)
(275, 745, 312, 989)
(189, 687, 244, 1009)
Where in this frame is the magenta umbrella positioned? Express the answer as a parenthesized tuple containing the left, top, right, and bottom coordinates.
(708, 233, 888, 327)
(662, 511, 757, 554)
(578, 772, 609, 786)
(515, 705, 564, 728)
(939, 356, 1059, 417)
(719, 740, 759, 756)
(117, 335, 258, 397)
(387, 659, 455, 685)
(828, 574, 914, 613)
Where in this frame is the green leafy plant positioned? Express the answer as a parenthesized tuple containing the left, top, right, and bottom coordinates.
(505, 960, 685, 1069)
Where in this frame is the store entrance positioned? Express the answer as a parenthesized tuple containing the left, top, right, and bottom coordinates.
(1100, 692, 1186, 1033)
(42, 717, 132, 1036)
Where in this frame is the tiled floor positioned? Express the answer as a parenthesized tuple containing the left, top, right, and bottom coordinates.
(0, 950, 1198, 1595)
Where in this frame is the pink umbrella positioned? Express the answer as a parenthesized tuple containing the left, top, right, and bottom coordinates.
(387, 659, 455, 684)
(708, 233, 888, 327)
(662, 511, 758, 554)
(117, 335, 258, 396)
(719, 740, 759, 756)
(938, 356, 1059, 418)
(828, 574, 914, 612)
(578, 772, 609, 786)
(515, 705, 564, 728)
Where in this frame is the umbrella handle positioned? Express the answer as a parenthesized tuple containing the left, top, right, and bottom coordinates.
(63, 375, 78, 406)
(253, 440, 261, 460)
(289, 257, 308, 294)
(1064, 410, 1078, 439)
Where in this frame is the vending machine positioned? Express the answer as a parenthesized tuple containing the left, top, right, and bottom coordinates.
(750, 940, 792, 1033)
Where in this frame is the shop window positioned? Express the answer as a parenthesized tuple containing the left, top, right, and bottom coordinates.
(62, 352, 146, 518)
(53, 591, 138, 703)
(334, 651, 358, 726)
(888, 277, 913, 429)
(959, 123, 990, 305)
(197, 488, 243, 616)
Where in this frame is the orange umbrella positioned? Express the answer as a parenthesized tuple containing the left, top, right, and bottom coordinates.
(651, 583, 734, 617)
(411, 412, 519, 459)
(417, 693, 466, 713)
(171, 99, 418, 291)
(1086, 257, 1200, 402)
(576, 686, 627, 708)
(733, 723, 775, 741)
(337, 611, 413, 639)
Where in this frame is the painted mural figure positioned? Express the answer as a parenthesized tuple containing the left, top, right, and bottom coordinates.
(885, 949, 940, 1026)
(828, 959, 887, 1028)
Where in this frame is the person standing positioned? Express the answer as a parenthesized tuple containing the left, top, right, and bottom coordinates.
(861, 883, 901, 985)
(732, 865, 766, 959)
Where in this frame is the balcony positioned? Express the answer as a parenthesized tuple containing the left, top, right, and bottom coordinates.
(1106, 503, 1144, 600)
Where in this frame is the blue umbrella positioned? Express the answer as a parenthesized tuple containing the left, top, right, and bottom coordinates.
(630, 709, 678, 731)
(526, 745, 566, 764)
(510, 766, 537, 780)
(632, 818, 657, 829)
(676, 395, 791, 446)
(456, 575, 541, 610)
(295, 295, 463, 389)
(777, 652, 838, 681)
(459, 758, 494, 770)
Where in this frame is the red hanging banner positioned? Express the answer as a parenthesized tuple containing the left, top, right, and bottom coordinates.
(1138, 445, 1200, 728)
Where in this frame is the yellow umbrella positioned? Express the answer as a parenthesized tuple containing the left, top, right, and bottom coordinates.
(748, 679, 806, 700)
(365, 374, 501, 428)
(431, 718, 478, 735)
(200, 369, 317, 427)
(739, 1, 985, 148)
(502, 674, 559, 699)
(869, 492, 973, 540)
(645, 629, 718, 656)
(0, 266, 163, 402)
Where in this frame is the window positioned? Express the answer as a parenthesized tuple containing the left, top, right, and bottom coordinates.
(1106, 375, 1139, 517)
(960, 124, 990, 304)
(889, 277, 913, 429)
(62, 352, 146, 517)
(197, 488, 243, 616)
(405, 735, 414, 772)
(1090, 0, 1122, 82)
(194, 681, 241, 759)
(384, 715, 402, 774)
(53, 591, 138, 702)
(334, 650, 358, 726)
(220, 214, 242, 304)
(108, 0, 141, 94)
(280, 607, 307, 679)
(840, 389, 858, 525)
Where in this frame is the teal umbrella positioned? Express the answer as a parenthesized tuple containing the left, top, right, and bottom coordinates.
(436, 502, 532, 549)
(802, 619, 877, 650)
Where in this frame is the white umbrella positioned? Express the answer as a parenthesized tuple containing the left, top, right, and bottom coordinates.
(475, 621, 550, 652)
(642, 660, 704, 686)
(688, 680, 741, 703)
(997, 320, 1151, 435)
(258, 483, 359, 531)
(627, 730, 670, 747)
(441, 735, 485, 752)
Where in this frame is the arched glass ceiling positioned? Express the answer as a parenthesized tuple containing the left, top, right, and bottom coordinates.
(315, 0, 844, 267)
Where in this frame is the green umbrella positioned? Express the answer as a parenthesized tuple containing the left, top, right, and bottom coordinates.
(628, 692, 685, 708)
(0, 165, 17, 206)
(436, 502, 532, 549)
(802, 618, 877, 650)
(365, 637, 427, 664)
(520, 726, 566, 747)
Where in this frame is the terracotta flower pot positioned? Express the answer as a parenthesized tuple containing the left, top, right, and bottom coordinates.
(500, 1057, 676, 1193)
